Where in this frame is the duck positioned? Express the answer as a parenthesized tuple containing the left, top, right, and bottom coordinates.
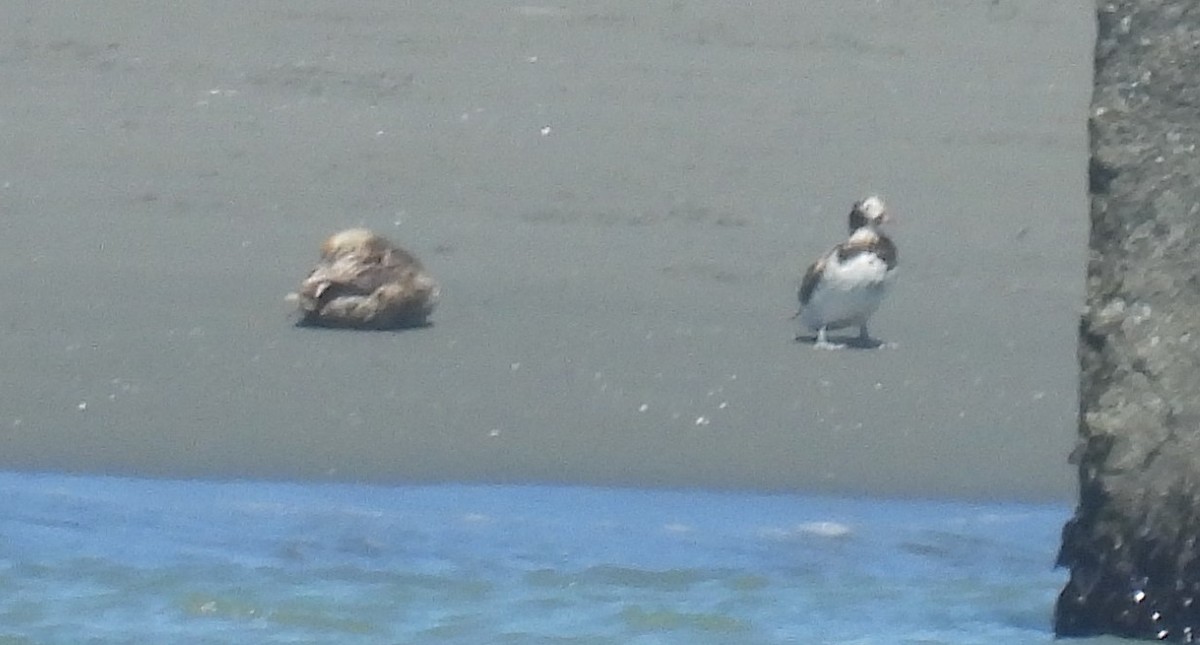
(289, 228, 439, 329)
(795, 196, 897, 349)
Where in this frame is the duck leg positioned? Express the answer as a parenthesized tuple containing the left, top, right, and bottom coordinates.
(814, 326, 845, 350)
(854, 324, 886, 349)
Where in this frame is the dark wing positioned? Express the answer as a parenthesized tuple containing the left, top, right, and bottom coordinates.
(798, 253, 829, 306)
(873, 234, 898, 270)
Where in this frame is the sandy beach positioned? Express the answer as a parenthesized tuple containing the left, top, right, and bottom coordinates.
(0, 1, 1093, 500)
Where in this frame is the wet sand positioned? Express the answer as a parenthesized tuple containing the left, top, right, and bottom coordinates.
(0, 2, 1093, 500)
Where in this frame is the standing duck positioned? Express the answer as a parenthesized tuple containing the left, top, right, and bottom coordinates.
(289, 228, 439, 329)
(795, 196, 897, 349)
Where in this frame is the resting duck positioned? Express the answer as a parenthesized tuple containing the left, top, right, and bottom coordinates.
(289, 228, 439, 329)
(795, 196, 897, 349)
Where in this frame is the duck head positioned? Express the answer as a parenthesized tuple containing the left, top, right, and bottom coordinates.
(848, 196, 890, 233)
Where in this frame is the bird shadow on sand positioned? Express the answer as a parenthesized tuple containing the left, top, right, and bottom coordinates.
(793, 333, 885, 350)
(292, 319, 435, 332)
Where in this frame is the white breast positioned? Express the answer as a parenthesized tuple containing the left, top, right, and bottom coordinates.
(799, 253, 894, 331)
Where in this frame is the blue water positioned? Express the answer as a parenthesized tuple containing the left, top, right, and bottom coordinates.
(0, 472, 1125, 644)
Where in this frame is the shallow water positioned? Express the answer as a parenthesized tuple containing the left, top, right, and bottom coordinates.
(0, 471, 1137, 644)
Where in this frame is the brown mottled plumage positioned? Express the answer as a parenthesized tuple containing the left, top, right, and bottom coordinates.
(289, 228, 439, 329)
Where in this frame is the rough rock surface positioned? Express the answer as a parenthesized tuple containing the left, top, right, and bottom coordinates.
(1056, 1, 1200, 640)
